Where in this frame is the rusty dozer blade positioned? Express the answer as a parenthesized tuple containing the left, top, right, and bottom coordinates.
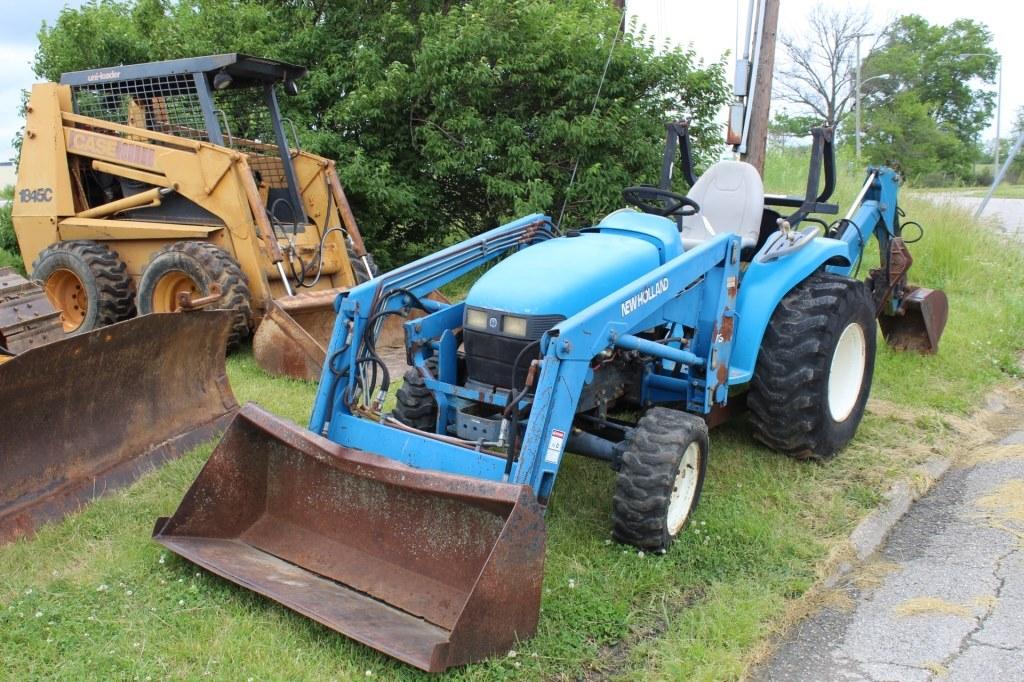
(154, 403, 546, 673)
(879, 285, 949, 354)
(253, 289, 453, 382)
(0, 311, 238, 545)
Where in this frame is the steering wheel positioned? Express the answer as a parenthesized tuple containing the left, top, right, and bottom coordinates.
(622, 186, 700, 218)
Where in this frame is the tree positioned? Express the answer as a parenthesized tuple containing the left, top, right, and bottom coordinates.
(860, 14, 997, 181)
(768, 111, 821, 148)
(775, 4, 872, 130)
(33, 0, 730, 266)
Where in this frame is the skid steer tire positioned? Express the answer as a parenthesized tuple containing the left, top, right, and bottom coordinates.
(32, 240, 135, 335)
(347, 243, 379, 284)
(393, 359, 438, 431)
(137, 241, 252, 350)
(612, 407, 708, 553)
(748, 272, 876, 461)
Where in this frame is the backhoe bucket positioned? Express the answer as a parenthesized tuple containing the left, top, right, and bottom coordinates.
(154, 404, 545, 672)
(0, 311, 238, 545)
(879, 286, 949, 354)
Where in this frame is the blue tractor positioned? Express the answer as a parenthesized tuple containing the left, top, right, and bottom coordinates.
(156, 124, 947, 672)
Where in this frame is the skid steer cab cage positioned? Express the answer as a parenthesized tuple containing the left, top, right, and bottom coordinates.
(309, 213, 742, 501)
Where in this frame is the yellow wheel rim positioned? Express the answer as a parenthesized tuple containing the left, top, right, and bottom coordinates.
(44, 269, 87, 333)
(152, 271, 202, 313)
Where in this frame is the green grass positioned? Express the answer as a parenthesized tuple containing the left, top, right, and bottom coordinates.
(0, 247, 22, 273)
(1, 149, 1022, 680)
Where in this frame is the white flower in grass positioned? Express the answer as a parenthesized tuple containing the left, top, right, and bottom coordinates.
(178, 599, 185, 606)
(126, 590, 133, 596)
(637, 551, 645, 558)
(24, 589, 32, 595)
(34, 611, 42, 618)
(507, 650, 517, 658)
(568, 578, 576, 589)
(97, 584, 109, 592)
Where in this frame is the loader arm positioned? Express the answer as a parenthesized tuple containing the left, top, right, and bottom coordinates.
(311, 216, 740, 499)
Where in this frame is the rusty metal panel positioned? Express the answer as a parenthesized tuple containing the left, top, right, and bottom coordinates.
(154, 404, 545, 672)
(0, 311, 238, 544)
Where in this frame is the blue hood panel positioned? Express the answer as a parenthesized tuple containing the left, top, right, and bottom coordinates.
(466, 232, 662, 316)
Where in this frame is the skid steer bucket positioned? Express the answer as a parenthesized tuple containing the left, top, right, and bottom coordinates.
(252, 292, 337, 382)
(253, 290, 452, 382)
(880, 286, 949, 354)
(0, 311, 238, 545)
(154, 403, 545, 672)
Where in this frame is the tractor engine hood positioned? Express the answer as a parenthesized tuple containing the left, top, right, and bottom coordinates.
(465, 214, 680, 320)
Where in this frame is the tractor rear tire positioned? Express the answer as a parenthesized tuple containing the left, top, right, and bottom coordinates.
(347, 243, 379, 284)
(32, 240, 135, 335)
(393, 360, 438, 431)
(136, 241, 252, 350)
(612, 407, 708, 552)
(748, 272, 876, 461)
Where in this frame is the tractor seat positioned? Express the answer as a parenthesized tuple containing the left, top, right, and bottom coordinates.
(680, 161, 764, 251)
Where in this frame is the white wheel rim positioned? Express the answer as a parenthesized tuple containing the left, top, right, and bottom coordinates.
(828, 322, 866, 422)
(667, 442, 701, 535)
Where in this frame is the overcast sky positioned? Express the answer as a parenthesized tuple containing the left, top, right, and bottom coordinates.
(0, 1, 1018, 161)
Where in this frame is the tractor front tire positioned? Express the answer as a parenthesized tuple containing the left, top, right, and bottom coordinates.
(612, 407, 709, 552)
(393, 360, 438, 431)
(748, 272, 876, 461)
(137, 241, 252, 350)
(32, 240, 135, 335)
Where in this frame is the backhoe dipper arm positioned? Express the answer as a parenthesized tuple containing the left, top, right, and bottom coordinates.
(827, 166, 899, 278)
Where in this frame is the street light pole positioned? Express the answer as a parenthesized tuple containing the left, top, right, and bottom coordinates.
(958, 52, 1002, 168)
(854, 33, 873, 161)
(995, 59, 1003, 167)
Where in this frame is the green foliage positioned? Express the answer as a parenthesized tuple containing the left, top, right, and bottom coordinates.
(0, 188, 17, 260)
(861, 14, 997, 181)
(33, 0, 730, 267)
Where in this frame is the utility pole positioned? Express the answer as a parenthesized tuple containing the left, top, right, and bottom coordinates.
(612, 0, 626, 32)
(740, 0, 779, 175)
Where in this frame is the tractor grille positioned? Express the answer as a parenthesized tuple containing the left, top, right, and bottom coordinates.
(464, 330, 535, 389)
(464, 314, 563, 389)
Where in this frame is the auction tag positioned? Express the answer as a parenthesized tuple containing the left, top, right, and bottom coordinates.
(544, 429, 565, 463)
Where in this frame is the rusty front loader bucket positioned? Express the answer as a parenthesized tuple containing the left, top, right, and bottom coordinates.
(879, 286, 950, 354)
(0, 311, 238, 545)
(154, 404, 545, 673)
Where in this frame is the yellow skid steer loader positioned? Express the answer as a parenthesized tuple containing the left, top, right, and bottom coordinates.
(12, 53, 378, 381)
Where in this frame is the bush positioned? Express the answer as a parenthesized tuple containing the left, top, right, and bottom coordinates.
(0, 200, 18, 258)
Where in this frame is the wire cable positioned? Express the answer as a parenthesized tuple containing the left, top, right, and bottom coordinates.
(555, 6, 626, 229)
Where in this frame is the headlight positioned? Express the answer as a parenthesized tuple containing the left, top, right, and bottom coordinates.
(465, 308, 489, 330)
(502, 315, 528, 337)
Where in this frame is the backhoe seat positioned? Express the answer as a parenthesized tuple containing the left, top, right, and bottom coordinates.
(680, 161, 764, 251)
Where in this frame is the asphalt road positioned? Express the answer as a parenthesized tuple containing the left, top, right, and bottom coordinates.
(753, 388, 1024, 682)
(922, 193, 1024, 241)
